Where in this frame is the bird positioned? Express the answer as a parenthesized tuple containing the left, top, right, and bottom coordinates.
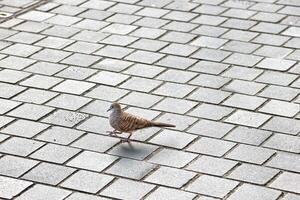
(107, 102, 175, 142)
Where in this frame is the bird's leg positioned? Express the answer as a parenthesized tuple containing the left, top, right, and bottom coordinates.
(106, 130, 120, 136)
(121, 132, 132, 143)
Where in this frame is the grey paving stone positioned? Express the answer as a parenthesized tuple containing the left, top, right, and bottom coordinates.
(188, 87, 231, 104)
(150, 129, 197, 149)
(85, 85, 129, 101)
(15, 184, 71, 200)
(263, 116, 300, 135)
(120, 77, 162, 92)
(6, 32, 45, 44)
(226, 144, 275, 164)
(36, 126, 84, 145)
(187, 137, 236, 157)
(270, 172, 300, 193)
(188, 119, 234, 138)
(0, 155, 38, 177)
(145, 187, 196, 200)
(154, 97, 197, 114)
(0, 56, 36, 70)
(156, 113, 197, 131)
(228, 163, 279, 185)
(263, 134, 300, 153)
(78, 9, 113, 21)
(106, 13, 140, 24)
(73, 19, 108, 31)
(30, 143, 80, 164)
(52, 4, 87, 16)
(1, 43, 42, 57)
(64, 41, 103, 54)
(193, 14, 227, 26)
(72, 30, 109, 42)
(192, 25, 228, 37)
(109, 142, 158, 160)
(0, 69, 30, 84)
(47, 94, 91, 110)
(145, 166, 196, 188)
(256, 58, 296, 71)
(0, 176, 32, 199)
(251, 22, 286, 33)
(20, 74, 63, 89)
(227, 184, 281, 200)
(80, 0, 115, 10)
(31, 49, 71, 63)
(106, 158, 155, 180)
(222, 65, 263, 80)
(61, 53, 100, 67)
(0, 98, 21, 114)
(222, 40, 260, 54)
(227, 110, 270, 127)
(154, 82, 195, 98)
(190, 74, 230, 89)
(65, 192, 110, 200)
(25, 62, 67, 76)
(101, 34, 138, 46)
(189, 61, 229, 75)
(191, 36, 227, 49)
(120, 91, 162, 108)
(149, 148, 197, 168)
(95, 45, 133, 59)
(35, 36, 73, 49)
(61, 170, 114, 193)
(253, 33, 290, 46)
(224, 53, 262, 67)
(71, 133, 119, 153)
(222, 8, 256, 19)
(186, 175, 239, 198)
(186, 155, 237, 176)
(56, 66, 97, 80)
(18, 10, 54, 21)
(108, 3, 142, 14)
(43, 25, 80, 38)
(161, 43, 198, 56)
(157, 55, 197, 69)
(101, 178, 155, 200)
(80, 99, 110, 117)
(52, 80, 95, 95)
(88, 71, 129, 86)
(194, 4, 226, 15)
(259, 85, 299, 101)
(223, 93, 266, 110)
(254, 45, 293, 58)
(192, 48, 231, 62)
(1, 119, 49, 138)
(160, 31, 196, 44)
(267, 152, 300, 173)
(163, 21, 197, 32)
(42, 110, 88, 127)
(0, 116, 14, 130)
(259, 100, 300, 117)
(67, 150, 117, 171)
(224, 80, 266, 95)
(157, 69, 196, 83)
(124, 63, 164, 78)
(225, 126, 272, 146)
(282, 194, 300, 200)
(8, 103, 54, 121)
(255, 71, 298, 86)
(14, 88, 57, 105)
(76, 116, 110, 134)
(0, 137, 44, 156)
(221, 18, 256, 30)
(222, 29, 258, 41)
(22, 162, 76, 185)
(134, 16, 169, 28)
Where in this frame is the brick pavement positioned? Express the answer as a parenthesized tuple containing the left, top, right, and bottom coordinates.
(0, 0, 299, 199)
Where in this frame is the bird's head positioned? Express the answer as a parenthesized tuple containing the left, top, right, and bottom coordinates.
(107, 102, 121, 112)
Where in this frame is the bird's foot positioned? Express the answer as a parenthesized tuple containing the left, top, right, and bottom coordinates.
(106, 131, 116, 136)
(121, 138, 130, 143)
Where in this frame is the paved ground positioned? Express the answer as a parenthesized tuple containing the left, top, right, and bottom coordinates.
(0, 0, 299, 199)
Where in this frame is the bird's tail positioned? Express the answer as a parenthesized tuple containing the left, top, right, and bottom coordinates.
(150, 121, 176, 128)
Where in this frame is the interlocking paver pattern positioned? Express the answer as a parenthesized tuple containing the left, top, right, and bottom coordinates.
(0, 0, 299, 199)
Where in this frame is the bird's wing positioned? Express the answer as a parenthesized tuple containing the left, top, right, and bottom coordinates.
(118, 112, 152, 132)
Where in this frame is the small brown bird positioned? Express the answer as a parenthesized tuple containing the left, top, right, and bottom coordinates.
(107, 102, 175, 142)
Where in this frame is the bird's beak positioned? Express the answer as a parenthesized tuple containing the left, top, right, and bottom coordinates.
(107, 108, 112, 112)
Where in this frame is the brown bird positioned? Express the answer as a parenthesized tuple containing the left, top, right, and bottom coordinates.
(107, 102, 175, 142)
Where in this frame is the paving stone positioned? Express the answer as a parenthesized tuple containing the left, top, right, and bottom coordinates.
(52, 4, 87, 16)
(120, 91, 162, 108)
(190, 74, 230, 89)
(226, 144, 275, 164)
(0, 137, 44, 157)
(228, 163, 279, 185)
(0, 116, 14, 129)
(222, 8, 256, 19)
(65, 192, 110, 200)
(254, 45, 293, 58)
(101, 178, 155, 199)
(224, 80, 265, 95)
(134, 16, 169, 28)
(30, 143, 80, 164)
(192, 25, 228, 37)
(35, 36, 73, 49)
(224, 53, 262, 67)
(0, 69, 30, 84)
(15, 184, 71, 200)
(255, 71, 298, 86)
(22, 162, 76, 185)
(88, 71, 129, 86)
(189, 61, 229, 75)
(56, 66, 97, 80)
(156, 113, 197, 131)
(37, 126, 84, 145)
(149, 148, 197, 168)
(78, 9, 113, 21)
(256, 58, 296, 71)
(263, 134, 300, 153)
(8, 103, 54, 121)
(251, 22, 286, 33)
(157, 55, 197, 70)
(222, 29, 258, 41)
(20, 74, 63, 89)
(80, 99, 111, 117)
(43, 25, 80, 38)
(267, 152, 300, 173)
(161, 43, 198, 56)
(259, 100, 300, 117)
(71, 30, 108, 42)
(150, 129, 197, 149)
(160, 31, 196, 44)
(145, 166, 196, 188)
(187, 137, 235, 157)
(222, 66, 263, 80)
(186, 175, 239, 198)
(85, 85, 129, 101)
(24, 62, 67, 76)
(80, 0, 115, 10)
(188, 87, 231, 104)
(253, 33, 290, 46)
(0, 155, 38, 177)
(154, 82, 195, 98)
(145, 187, 196, 200)
(106, 158, 155, 180)
(6, 32, 45, 44)
(1, 43, 42, 57)
(64, 41, 103, 54)
(259, 85, 299, 101)
(225, 126, 272, 146)
(193, 14, 227, 26)
(124, 63, 164, 78)
(120, 77, 161, 92)
(73, 19, 108, 31)
(52, 80, 95, 95)
(186, 155, 237, 176)
(0, 98, 21, 115)
(191, 36, 227, 49)
(0, 176, 32, 199)
(95, 45, 133, 59)
(47, 94, 91, 110)
(125, 50, 164, 64)
(226, 110, 271, 127)
(0, 82, 26, 99)
(76, 116, 110, 134)
(101, 35, 138, 47)
(13, 89, 56, 104)
(109, 142, 158, 160)
(108, 3, 142, 14)
(154, 97, 197, 114)
(18, 10, 55, 21)
(163, 21, 197, 32)
(262, 116, 300, 135)
(1, 119, 49, 138)
(270, 172, 300, 193)
(0, 56, 36, 70)
(61, 53, 100, 67)
(192, 48, 231, 62)
(223, 93, 266, 110)
(227, 184, 281, 200)
(61, 170, 114, 193)
(222, 18, 256, 30)
(222, 41, 260, 54)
